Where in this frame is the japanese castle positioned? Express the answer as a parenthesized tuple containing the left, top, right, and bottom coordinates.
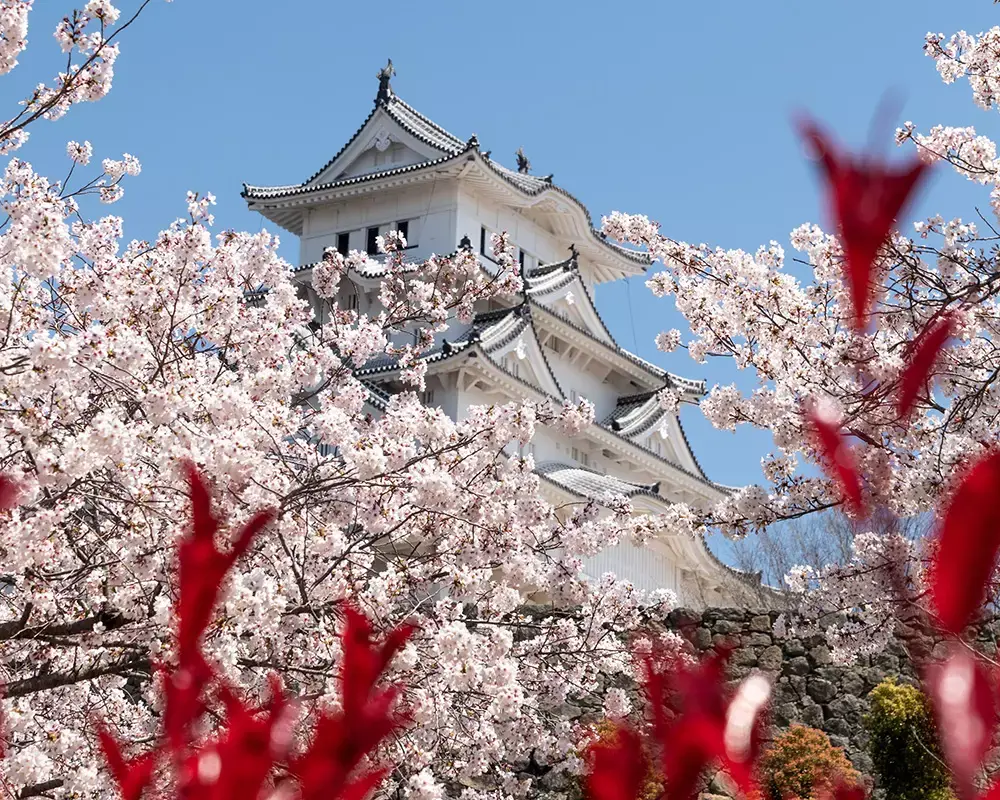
(243, 62, 758, 608)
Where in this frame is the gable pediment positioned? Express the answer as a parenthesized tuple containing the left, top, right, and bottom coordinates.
(526, 267, 615, 346)
(335, 138, 427, 181)
(307, 104, 461, 187)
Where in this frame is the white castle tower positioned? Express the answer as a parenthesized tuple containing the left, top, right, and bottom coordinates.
(243, 62, 758, 608)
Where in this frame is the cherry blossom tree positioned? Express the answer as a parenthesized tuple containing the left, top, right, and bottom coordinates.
(0, 3, 684, 797)
(603, 19, 1000, 661)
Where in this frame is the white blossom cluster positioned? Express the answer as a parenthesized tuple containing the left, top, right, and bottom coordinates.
(602, 20, 1000, 660)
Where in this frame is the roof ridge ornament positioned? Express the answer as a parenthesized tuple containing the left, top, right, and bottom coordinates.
(515, 147, 530, 174)
(375, 59, 395, 106)
(466, 134, 479, 150)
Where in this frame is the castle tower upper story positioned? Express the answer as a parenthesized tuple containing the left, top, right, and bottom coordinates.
(242, 62, 761, 608)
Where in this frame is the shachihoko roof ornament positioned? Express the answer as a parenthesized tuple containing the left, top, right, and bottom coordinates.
(375, 59, 395, 105)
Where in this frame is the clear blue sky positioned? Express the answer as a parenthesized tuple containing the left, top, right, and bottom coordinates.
(5, 1, 998, 493)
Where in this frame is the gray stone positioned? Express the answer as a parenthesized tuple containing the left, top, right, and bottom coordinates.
(750, 614, 772, 632)
(758, 645, 783, 672)
(827, 695, 866, 724)
(773, 702, 798, 726)
(815, 666, 846, 683)
(691, 627, 713, 650)
(840, 671, 865, 697)
(824, 716, 851, 736)
(809, 644, 832, 666)
(714, 620, 741, 635)
(784, 638, 805, 657)
(732, 648, 757, 667)
(786, 656, 810, 676)
(708, 771, 739, 798)
(743, 632, 772, 647)
(874, 652, 899, 672)
(713, 633, 741, 649)
(799, 702, 824, 728)
(668, 607, 702, 627)
(807, 678, 837, 704)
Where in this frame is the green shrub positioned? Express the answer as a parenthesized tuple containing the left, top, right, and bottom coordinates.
(760, 724, 860, 800)
(864, 678, 952, 800)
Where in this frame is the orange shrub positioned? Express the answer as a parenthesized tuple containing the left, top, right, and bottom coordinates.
(759, 724, 860, 800)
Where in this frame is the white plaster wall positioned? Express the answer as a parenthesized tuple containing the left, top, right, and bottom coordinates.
(640, 427, 680, 464)
(542, 346, 619, 421)
(582, 540, 680, 595)
(300, 182, 460, 265)
(456, 190, 568, 266)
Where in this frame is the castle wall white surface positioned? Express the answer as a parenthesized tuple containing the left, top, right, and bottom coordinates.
(300, 182, 460, 265)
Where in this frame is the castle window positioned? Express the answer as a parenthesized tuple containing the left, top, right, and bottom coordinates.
(366, 226, 380, 255)
(397, 219, 409, 243)
(571, 446, 579, 463)
(480, 226, 487, 256)
(580, 452, 589, 467)
(346, 292, 359, 311)
(420, 389, 435, 406)
(336, 232, 350, 256)
(518, 250, 525, 269)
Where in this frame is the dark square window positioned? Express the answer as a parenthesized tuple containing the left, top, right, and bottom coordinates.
(336, 232, 349, 256)
(397, 220, 409, 243)
(366, 226, 380, 255)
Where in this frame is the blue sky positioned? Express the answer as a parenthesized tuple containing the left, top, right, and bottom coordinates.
(4, 0, 999, 494)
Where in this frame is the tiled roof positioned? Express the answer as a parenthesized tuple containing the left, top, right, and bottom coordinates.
(296, 94, 465, 190)
(244, 151, 462, 200)
(242, 88, 650, 270)
(384, 95, 467, 154)
(536, 461, 662, 502)
(527, 298, 704, 395)
(600, 391, 711, 480)
(602, 390, 664, 435)
(354, 305, 564, 399)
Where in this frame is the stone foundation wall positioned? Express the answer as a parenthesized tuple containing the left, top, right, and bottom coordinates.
(665, 607, 1000, 776)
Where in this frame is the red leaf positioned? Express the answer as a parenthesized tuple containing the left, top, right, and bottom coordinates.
(722, 674, 771, 796)
(897, 314, 954, 419)
(643, 648, 767, 800)
(929, 450, 1000, 635)
(0, 475, 21, 510)
(290, 608, 414, 800)
(804, 399, 865, 515)
(97, 723, 158, 800)
(177, 676, 288, 800)
(587, 725, 646, 800)
(160, 653, 214, 754)
(799, 118, 928, 333)
(926, 647, 998, 800)
(637, 646, 771, 800)
(177, 463, 275, 665)
(341, 605, 415, 718)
